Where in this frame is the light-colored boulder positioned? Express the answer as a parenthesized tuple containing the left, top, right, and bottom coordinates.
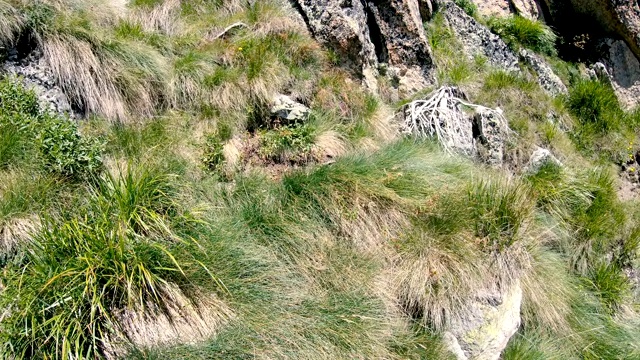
(444, 282, 523, 360)
(525, 147, 562, 173)
(270, 94, 310, 122)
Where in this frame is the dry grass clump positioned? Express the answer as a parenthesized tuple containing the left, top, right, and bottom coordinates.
(0, 0, 22, 45)
(106, 284, 233, 357)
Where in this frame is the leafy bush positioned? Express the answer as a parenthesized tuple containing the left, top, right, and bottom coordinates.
(0, 77, 103, 178)
(36, 113, 104, 178)
(260, 122, 315, 163)
(488, 16, 558, 56)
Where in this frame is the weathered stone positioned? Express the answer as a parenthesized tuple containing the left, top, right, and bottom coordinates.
(444, 282, 523, 360)
(3, 50, 76, 117)
(473, 108, 511, 167)
(525, 147, 562, 173)
(367, 0, 435, 94)
(471, 0, 512, 18)
(294, 0, 379, 89)
(270, 94, 310, 122)
(440, 2, 520, 72)
(293, 0, 435, 95)
(519, 49, 568, 96)
(599, 39, 640, 109)
(510, 0, 541, 19)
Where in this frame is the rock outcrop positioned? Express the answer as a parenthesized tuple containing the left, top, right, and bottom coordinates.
(443, 282, 523, 360)
(471, 0, 542, 19)
(473, 108, 512, 167)
(599, 38, 640, 109)
(439, 2, 520, 72)
(293, 0, 435, 95)
(3, 50, 76, 117)
(561, 0, 640, 63)
(519, 49, 568, 96)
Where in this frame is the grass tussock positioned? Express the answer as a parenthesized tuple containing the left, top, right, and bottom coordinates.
(488, 15, 558, 57)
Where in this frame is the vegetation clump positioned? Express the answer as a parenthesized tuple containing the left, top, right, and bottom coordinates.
(0, 1, 638, 359)
(488, 15, 558, 56)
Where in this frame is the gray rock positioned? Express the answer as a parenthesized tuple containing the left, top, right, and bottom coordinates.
(473, 108, 510, 167)
(525, 147, 562, 173)
(444, 282, 523, 360)
(519, 49, 568, 96)
(598, 39, 640, 109)
(292, 0, 435, 95)
(510, 0, 542, 19)
(439, 1, 520, 72)
(3, 50, 76, 118)
(270, 94, 310, 122)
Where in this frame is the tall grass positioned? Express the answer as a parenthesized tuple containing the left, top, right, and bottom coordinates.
(0, 165, 219, 359)
(488, 16, 558, 56)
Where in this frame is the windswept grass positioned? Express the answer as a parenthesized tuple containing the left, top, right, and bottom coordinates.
(488, 16, 558, 56)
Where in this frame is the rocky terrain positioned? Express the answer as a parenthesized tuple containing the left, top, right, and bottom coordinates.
(0, 0, 638, 359)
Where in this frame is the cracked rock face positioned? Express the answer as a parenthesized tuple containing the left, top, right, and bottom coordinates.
(519, 49, 568, 96)
(439, 2, 520, 72)
(293, 0, 435, 95)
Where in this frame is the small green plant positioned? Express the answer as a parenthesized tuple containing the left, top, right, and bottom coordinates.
(488, 16, 558, 56)
(260, 122, 315, 163)
(454, 0, 477, 17)
(36, 113, 104, 178)
(0, 77, 103, 178)
(587, 263, 630, 312)
(202, 132, 227, 175)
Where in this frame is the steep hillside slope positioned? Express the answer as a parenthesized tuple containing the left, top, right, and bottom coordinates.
(0, 0, 638, 359)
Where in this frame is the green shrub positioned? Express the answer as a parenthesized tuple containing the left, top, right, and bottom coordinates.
(587, 263, 630, 311)
(36, 113, 104, 178)
(454, 0, 477, 17)
(0, 77, 103, 177)
(260, 122, 315, 163)
(488, 16, 558, 56)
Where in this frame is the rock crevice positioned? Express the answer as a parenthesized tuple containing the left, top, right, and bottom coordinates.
(292, 0, 435, 95)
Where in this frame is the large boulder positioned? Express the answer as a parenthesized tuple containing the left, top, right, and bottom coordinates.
(293, 0, 435, 95)
(443, 282, 523, 360)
